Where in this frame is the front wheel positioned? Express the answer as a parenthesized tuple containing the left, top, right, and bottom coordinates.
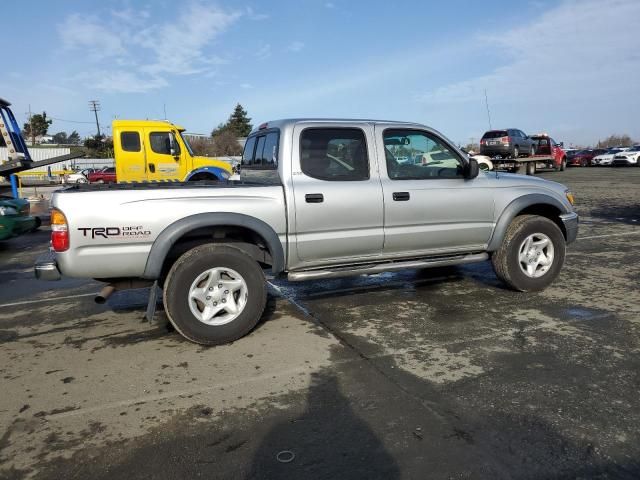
(560, 158, 566, 171)
(491, 215, 565, 292)
(530, 145, 536, 156)
(512, 147, 520, 159)
(163, 244, 267, 345)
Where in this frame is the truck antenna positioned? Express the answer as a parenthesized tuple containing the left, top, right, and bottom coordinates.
(484, 89, 492, 130)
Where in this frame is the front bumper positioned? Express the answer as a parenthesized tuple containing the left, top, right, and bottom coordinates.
(560, 212, 579, 244)
(0, 215, 37, 240)
(34, 251, 62, 281)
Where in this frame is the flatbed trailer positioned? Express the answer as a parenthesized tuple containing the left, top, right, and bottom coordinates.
(492, 155, 558, 175)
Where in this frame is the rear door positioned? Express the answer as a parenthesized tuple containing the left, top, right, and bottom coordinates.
(290, 123, 384, 266)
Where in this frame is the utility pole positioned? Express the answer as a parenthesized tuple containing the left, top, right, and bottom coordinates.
(89, 100, 101, 137)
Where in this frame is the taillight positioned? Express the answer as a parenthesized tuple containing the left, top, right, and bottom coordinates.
(501, 136, 509, 144)
(480, 139, 485, 145)
(51, 208, 69, 252)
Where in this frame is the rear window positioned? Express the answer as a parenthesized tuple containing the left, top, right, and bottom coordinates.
(241, 131, 279, 168)
(482, 130, 508, 139)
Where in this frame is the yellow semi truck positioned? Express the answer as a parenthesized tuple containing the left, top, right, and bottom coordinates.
(112, 119, 232, 182)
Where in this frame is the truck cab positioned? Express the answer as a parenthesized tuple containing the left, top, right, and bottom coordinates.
(112, 120, 232, 182)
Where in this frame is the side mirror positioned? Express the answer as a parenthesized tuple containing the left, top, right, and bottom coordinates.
(465, 158, 479, 179)
(170, 147, 177, 157)
(558, 142, 564, 147)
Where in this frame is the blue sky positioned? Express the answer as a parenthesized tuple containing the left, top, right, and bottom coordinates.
(2, 0, 639, 146)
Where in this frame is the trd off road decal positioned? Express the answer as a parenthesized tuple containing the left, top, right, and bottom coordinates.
(77, 225, 152, 239)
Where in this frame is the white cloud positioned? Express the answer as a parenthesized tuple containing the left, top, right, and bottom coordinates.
(240, 83, 254, 89)
(325, 2, 335, 8)
(58, 14, 127, 60)
(286, 41, 305, 53)
(255, 43, 272, 59)
(415, 0, 640, 143)
(57, 3, 241, 93)
(246, 6, 270, 20)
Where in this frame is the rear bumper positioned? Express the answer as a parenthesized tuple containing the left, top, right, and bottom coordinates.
(34, 252, 62, 281)
(560, 212, 579, 244)
(480, 145, 511, 157)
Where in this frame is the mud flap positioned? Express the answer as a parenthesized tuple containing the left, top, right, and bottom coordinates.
(145, 281, 160, 323)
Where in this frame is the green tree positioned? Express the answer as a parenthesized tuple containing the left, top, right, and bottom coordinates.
(23, 112, 53, 145)
(52, 131, 68, 144)
(84, 135, 114, 158)
(67, 131, 81, 145)
(213, 104, 252, 137)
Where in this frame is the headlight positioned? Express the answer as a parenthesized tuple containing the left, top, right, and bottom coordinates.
(565, 191, 575, 206)
(0, 206, 18, 216)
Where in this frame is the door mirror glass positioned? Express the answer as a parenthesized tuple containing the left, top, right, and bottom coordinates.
(466, 158, 479, 179)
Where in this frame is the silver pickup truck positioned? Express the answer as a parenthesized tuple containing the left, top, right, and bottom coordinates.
(36, 119, 578, 345)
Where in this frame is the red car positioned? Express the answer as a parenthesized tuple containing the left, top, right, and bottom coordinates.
(530, 134, 567, 170)
(88, 167, 117, 184)
(567, 149, 607, 167)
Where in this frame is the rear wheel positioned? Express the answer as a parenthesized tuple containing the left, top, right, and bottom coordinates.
(491, 215, 565, 292)
(163, 244, 267, 345)
(526, 161, 536, 175)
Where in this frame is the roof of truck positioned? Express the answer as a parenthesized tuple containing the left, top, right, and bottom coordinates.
(112, 119, 186, 131)
(248, 118, 426, 135)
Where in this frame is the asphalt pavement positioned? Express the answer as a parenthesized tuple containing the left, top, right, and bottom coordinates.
(0, 168, 639, 479)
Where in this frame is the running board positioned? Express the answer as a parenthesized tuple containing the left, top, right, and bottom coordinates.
(287, 252, 489, 282)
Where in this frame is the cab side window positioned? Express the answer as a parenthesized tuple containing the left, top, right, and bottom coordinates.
(384, 129, 463, 180)
(300, 128, 369, 181)
(150, 132, 180, 155)
(121, 132, 141, 152)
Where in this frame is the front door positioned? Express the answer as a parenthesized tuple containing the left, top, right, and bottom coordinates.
(290, 124, 384, 267)
(143, 128, 183, 181)
(376, 126, 494, 255)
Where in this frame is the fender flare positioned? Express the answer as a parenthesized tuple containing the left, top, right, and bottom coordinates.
(487, 194, 569, 251)
(143, 213, 285, 279)
(185, 167, 229, 181)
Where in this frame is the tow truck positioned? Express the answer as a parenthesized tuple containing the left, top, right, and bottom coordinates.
(488, 133, 567, 175)
(1, 98, 83, 196)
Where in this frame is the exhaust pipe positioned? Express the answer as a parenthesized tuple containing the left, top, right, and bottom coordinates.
(95, 284, 116, 304)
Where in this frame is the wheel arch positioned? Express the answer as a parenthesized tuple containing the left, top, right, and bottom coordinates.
(487, 194, 569, 251)
(185, 167, 229, 182)
(143, 213, 285, 279)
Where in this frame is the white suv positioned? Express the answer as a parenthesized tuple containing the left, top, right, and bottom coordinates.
(612, 146, 640, 167)
(592, 148, 629, 166)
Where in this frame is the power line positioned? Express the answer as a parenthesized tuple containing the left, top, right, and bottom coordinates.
(89, 100, 101, 137)
(49, 117, 95, 124)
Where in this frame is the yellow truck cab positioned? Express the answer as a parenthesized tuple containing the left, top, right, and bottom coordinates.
(112, 119, 232, 182)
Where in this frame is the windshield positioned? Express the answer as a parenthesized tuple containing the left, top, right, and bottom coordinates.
(608, 149, 622, 154)
(180, 132, 195, 156)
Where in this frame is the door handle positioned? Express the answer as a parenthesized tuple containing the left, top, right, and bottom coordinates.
(393, 192, 410, 201)
(149, 163, 156, 173)
(305, 193, 324, 203)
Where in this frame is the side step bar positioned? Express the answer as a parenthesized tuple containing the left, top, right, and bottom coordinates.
(287, 252, 489, 282)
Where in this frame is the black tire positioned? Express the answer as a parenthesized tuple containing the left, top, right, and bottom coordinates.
(31, 216, 42, 232)
(512, 147, 520, 159)
(526, 161, 536, 175)
(530, 145, 536, 157)
(163, 244, 267, 345)
(491, 215, 565, 292)
(560, 158, 566, 171)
